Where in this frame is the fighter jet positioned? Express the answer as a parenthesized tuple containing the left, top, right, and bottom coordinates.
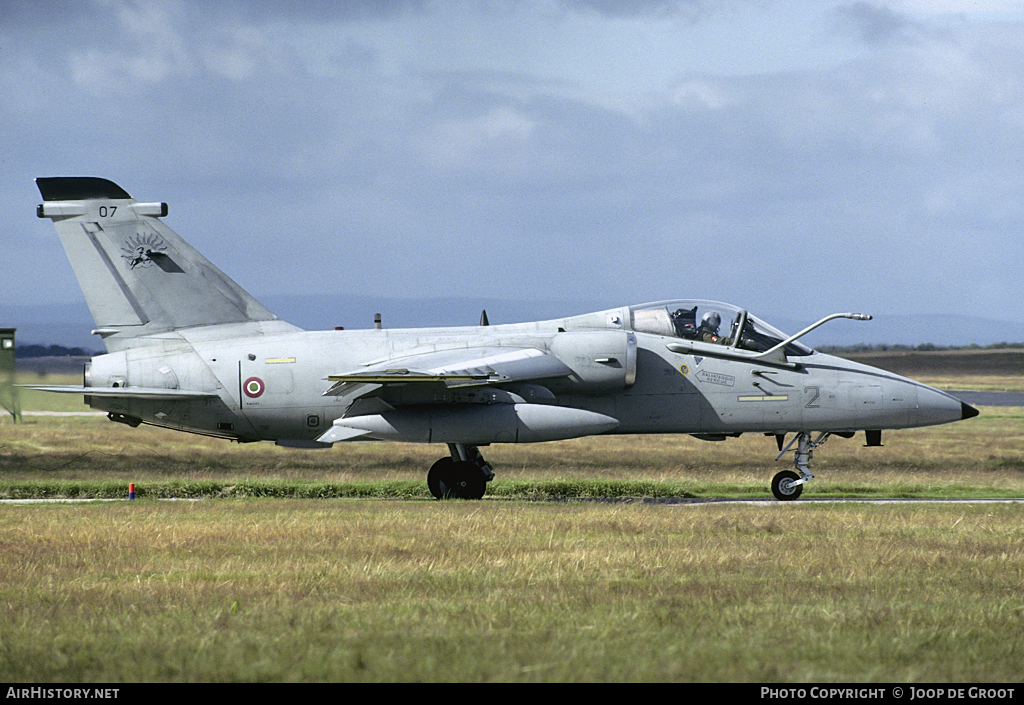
(30, 177, 978, 500)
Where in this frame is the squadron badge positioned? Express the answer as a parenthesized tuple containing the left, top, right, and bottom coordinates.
(121, 232, 167, 269)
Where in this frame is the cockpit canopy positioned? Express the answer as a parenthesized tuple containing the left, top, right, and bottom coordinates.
(629, 300, 814, 357)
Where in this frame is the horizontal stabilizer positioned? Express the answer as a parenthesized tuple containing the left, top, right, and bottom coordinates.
(21, 384, 218, 400)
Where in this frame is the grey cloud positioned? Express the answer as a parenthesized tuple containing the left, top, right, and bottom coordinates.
(198, 0, 430, 23)
(832, 1, 921, 46)
(557, 0, 706, 18)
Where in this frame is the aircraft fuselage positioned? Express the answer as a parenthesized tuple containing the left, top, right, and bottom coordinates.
(82, 308, 968, 447)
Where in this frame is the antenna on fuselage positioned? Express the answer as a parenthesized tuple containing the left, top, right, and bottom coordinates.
(480, 309, 489, 326)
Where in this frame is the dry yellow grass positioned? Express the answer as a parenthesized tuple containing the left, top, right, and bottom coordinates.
(1, 500, 1022, 681)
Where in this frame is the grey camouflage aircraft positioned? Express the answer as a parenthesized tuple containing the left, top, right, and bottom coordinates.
(30, 177, 979, 500)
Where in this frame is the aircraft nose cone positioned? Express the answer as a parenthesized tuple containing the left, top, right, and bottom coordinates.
(915, 386, 978, 427)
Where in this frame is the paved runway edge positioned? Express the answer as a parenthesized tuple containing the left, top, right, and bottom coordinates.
(948, 390, 1024, 406)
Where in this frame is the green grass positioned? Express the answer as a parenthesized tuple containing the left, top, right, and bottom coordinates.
(3, 476, 1024, 502)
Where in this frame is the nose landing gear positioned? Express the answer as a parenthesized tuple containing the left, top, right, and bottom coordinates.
(771, 431, 831, 501)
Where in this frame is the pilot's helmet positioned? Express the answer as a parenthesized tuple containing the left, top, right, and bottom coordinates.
(702, 311, 721, 329)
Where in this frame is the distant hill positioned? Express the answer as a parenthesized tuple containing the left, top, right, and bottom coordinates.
(0, 302, 99, 350)
(4, 297, 1024, 351)
(16, 343, 98, 358)
(786, 313, 1024, 350)
(836, 348, 1024, 380)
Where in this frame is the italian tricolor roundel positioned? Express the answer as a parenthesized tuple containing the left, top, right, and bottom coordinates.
(243, 376, 265, 398)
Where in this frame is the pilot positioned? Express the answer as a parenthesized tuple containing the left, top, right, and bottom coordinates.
(697, 311, 731, 345)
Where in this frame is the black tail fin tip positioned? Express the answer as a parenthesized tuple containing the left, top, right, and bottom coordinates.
(36, 177, 132, 202)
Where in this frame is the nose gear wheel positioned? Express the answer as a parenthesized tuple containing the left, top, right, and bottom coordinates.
(771, 469, 803, 500)
(771, 431, 831, 501)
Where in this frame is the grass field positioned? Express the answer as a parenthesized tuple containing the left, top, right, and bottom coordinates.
(1, 501, 1022, 682)
(1, 360, 1023, 682)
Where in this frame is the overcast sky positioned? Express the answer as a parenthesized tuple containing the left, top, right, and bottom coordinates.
(3, 0, 1024, 334)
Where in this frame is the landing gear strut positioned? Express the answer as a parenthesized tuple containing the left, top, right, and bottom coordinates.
(427, 444, 494, 500)
(771, 431, 831, 501)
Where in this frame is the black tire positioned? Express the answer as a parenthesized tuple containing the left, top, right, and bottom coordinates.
(771, 470, 803, 501)
(427, 457, 454, 499)
(428, 458, 487, 500)
(446, 461, 486, 500)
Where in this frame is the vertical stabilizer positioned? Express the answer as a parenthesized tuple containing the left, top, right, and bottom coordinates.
(36, 177, 294, 350)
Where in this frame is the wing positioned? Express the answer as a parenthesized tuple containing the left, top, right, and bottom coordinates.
(323, 346, 572, 398)
(317, 344, 621, 445)
(321, 345, 572, 428)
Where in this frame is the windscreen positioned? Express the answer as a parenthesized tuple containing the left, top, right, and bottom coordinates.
(629, 300, 813, 356)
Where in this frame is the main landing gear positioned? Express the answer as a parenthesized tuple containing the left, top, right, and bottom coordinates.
(771, 431, 832, 501)
(427, 444, 495, 500)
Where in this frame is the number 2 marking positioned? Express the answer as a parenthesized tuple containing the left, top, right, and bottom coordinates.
(804, 386, 820, 408)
